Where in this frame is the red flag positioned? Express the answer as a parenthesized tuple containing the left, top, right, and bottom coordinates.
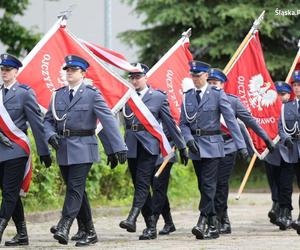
(82, 33, 193, 125)
(224, 31, 281, 158)
(17, 19, 172, 157)
(147, 36, 193, 124)
(81, 39, 142, 72)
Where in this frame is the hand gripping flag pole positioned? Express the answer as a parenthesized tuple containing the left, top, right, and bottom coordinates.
(154, 28, 192, 178)
(217, 10, 266, 200)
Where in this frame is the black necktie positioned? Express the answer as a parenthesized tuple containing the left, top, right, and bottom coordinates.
(3, 88, 8, 95)
(298, 100, 300, 114)
(136, 91, 141, 96)
(69, 89, 74, 102)
(196, 90, 202, 104)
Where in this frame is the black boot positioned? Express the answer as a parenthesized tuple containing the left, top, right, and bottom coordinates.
(71, 219, 86, 241)
(220, 210, 231, 234)
(192, 215, 207, 239)
(204, 216, 219, 240)
(50, 217, 65, 234)
(53, 217, 74, 245)
(159, 211, 176, 235)
(139, 215, 157, 240)
(5, 221, 29, 246)
(268, 202, 280, 225)
(119, 207, 140, 232)
(0, 218, 8, 243)
(291, 214, 300, 235)
(277, 208, 292, 230)
(75, 220, 98, 246)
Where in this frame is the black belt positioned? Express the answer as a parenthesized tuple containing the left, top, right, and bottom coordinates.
(126, 124, 145, 132)
(58, 129, 95, 137)
(191, 129, 221, 136)
(222, 134, 232, 141)
(292, 134, 300, 140)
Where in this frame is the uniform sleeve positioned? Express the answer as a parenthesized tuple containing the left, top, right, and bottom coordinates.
(98, 129, 114, 155)
(24, 89, 50, 156)
(93, 90, 127, 153)
(159, 97, 186, 150)
(179, 96, 194, 144)
(235, 98, 269, 141)
(219, 90, 246, 150)
(43, 95, 57, 143)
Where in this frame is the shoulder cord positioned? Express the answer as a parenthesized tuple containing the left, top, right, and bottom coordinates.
(51, 91, 67, 122)
(182, 93, 197, 123)
(281, 103, 299, 135)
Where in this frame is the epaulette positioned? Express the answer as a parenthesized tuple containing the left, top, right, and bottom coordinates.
(86, 85, 97, 91)
(18, 84, 31, 90)
(184, 88, 194, 94)
(227, 93, 238, 98)
(156, 89, 167, 95)
(55, 86, 67, 92)
(211, 86, 221, 91)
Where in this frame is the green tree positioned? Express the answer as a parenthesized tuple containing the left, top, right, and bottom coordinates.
(0, 0, 41, 57)
(120, 0, 300, 80)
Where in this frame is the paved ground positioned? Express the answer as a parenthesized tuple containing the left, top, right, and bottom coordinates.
(2, 193, 300, 249)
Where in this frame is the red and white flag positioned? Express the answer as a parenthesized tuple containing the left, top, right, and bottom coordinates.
(85, 32, 193, 125)
(0, 94, 32, 195)
(17, 18, 172, 158)
(146, 35, 193, 124)
(81, 40, 142, 73)
(224, 31, 281, 159)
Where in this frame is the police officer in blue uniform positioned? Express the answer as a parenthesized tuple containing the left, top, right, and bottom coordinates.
(207, 68, 275, 234)
(49, 130, 120, 243)
(139, 123, 187, 239)
(278, 71, 300, 232)
(119, 63, 188, 240)
(180, 61, 248, 240)
(0, 54, 52, 245)
(264, 81, 292, 227)
(44, 55, 127, 246)
(284, 70, 300, 235)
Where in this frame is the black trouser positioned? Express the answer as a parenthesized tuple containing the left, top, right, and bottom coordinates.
(152, 162, 173, 216)
(193, 158, 220, 216)
(265, 161, 280, 202)
(293, 163, 300, 209)
(0, 157, 27, 220)
(59, 163, 92, 219)
(214, 152, 236, 214)
(12, 198, 25, 224)
(127, 142, 158, 211)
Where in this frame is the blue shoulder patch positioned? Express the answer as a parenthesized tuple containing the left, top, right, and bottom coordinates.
(18, 84, 31, 90)
(86, 85, 97, 91)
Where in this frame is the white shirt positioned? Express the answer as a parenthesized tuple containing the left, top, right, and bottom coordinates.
(137, 86, 149, 99)
(69, 82, 82, 96)
(195, 82, 208, 99)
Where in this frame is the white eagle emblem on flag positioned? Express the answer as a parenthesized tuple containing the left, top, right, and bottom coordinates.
(248, 74, 277, 111)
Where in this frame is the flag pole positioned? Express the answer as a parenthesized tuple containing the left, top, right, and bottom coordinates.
(154, 28, 191, 178)
(223, 10, 265, 74)
(285, 39, 300, 82)
(236, 39, 300, 200)
(221, 11, 265, 200)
